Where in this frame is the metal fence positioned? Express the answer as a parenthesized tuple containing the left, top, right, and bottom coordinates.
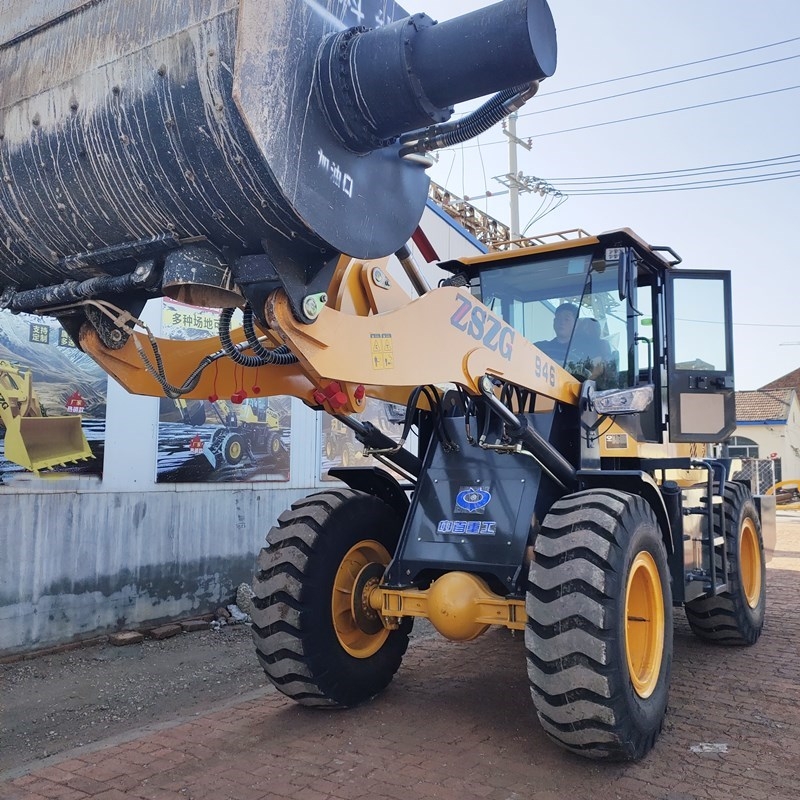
(729, 458, 778, 495)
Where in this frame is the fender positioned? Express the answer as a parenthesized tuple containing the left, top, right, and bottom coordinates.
(327, 466, 410, 518)
(576, 469, 674, 555)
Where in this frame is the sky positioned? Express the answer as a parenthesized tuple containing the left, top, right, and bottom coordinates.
(399, 0, 800, 390)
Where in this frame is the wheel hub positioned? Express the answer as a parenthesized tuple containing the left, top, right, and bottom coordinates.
(625, 550, 665, 699)
(351, 562, 385, 635)
(740, 517, 763, 609)
(331, 540, 391, 658)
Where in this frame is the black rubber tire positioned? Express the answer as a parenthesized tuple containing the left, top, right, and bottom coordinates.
(250, 489, 412, 707)
(209, 427, 226, 454)
(342, 441, 358, 467)
(267, 430, 282, 456)
(526, 489, 673, 761)
(221, 432, 245, 466)
(684, 481, 766, 644)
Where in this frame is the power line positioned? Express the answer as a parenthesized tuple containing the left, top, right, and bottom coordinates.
(447, 84, 800, 149)
(737, 322, 800, 328)
(538, 36, 800, 96)
(548, 153, 800, 183)
(532, 85, 800, 138)
(522, 53, 800, 118)
(563, 170, 800, 195)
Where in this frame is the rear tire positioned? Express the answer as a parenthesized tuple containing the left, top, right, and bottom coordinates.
(251, 489, 411, 707)
(526, 489, 672, 761)
(267, 430, 283, 457)
(684, 481, 765, 644)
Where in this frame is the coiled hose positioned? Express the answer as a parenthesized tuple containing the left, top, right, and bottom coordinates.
(242, 307, 297, 365)
(219, 307, 297, 367)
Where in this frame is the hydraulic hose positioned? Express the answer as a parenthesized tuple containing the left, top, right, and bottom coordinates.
(133, 306, 297, 399)
(242, 307, 298, 365)
(400, 83, 538, 156)
(219, 308, 297, 367)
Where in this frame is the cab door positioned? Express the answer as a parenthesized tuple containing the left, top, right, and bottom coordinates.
(664, 270, 735, 443)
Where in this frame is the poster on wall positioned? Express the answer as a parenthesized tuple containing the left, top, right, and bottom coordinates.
(0, 310, 106, 482)
(320, 398, 411, 481)
(156, 299, 291, 483)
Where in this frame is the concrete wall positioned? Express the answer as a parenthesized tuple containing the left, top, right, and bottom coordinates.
(1, 480, 308, 651)
(0, 204, 483, 654)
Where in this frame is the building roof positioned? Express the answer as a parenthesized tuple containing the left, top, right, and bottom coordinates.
(735, 388, 796, 422)
(760, 367, 800, 392)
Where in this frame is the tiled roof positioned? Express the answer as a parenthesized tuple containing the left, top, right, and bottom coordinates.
(760, 368, 800, 392)
(735, 388, 795, 422)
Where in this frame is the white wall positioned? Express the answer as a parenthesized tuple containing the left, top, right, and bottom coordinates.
(733, 423, 800, 483)
(732, 394, 800, 486)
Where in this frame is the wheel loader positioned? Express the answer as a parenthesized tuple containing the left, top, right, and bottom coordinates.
(0, 0, 772, 761)
(203, 398, 287, 469)
(0, 360, 94, 473)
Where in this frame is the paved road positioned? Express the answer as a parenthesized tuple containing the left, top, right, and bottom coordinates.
(3, 515, 800, 800)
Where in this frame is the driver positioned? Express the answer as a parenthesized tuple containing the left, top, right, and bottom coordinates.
(535, 302, 578, 364)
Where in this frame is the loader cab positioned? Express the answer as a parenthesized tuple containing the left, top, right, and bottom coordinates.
(478, 250, 627, 389)
(470, 241, 645, 411)
(455, 229, 736, 449)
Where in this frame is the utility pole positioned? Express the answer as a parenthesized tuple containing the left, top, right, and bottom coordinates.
(508, 113, 521, 240)
(501, 113, 533, 246)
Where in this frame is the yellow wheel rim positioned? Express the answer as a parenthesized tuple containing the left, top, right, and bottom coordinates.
(332, 540, 390, 658)
(229, 440, 241, 460)
(625, 551, 665, 699)
(740, 518, 762, 609)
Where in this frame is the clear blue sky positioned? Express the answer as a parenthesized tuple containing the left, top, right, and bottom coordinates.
(401, 0, 800, 390)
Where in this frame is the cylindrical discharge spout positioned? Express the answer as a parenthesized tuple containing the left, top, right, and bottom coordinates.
(315, 0, 557, 153)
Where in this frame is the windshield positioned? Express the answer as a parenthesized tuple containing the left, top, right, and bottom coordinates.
(478, 252, 627, 390)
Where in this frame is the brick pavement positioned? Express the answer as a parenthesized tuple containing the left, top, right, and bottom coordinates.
(4, 515, 800, 800)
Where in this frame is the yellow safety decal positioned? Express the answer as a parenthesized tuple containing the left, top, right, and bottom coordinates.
(370, 333, 394, 370)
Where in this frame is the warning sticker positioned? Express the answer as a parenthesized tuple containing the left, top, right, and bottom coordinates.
(370, 333, 394, 370)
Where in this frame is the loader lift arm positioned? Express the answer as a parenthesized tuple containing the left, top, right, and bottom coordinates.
(78, 252, 594, 491)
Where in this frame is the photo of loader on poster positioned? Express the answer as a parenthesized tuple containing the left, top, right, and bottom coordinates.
(320, 398, 413, 481)
(0, 309, 106, 482)
(156, 299, 291, 483)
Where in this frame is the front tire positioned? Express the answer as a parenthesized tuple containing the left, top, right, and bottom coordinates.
(684, 481, 766, 644)
(221, 432, 245, 466)
(526, 489, 673, 761)
(251, 489, 411, 707)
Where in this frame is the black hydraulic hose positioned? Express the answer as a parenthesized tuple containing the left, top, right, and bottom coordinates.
(219, 308, 293, 367)
(134, 332, 223, 399)
(242, 307, 298, 365)
(400, 83, 537, 155)
(136, 306, 296, 398)
(404, 385, 456, 451)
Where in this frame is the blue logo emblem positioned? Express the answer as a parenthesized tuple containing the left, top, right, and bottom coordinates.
(455, 487, 492, 514)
